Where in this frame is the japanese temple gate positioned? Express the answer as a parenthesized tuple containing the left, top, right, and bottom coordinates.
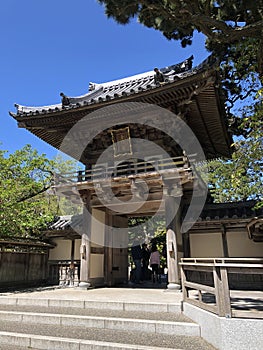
(11, 55, 261, 288)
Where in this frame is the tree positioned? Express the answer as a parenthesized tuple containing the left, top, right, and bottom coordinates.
(98, 1, 262, 124)
(207, 90, 263, 205)
(98, 0, 263, 206)
(98, 0, 263, 77)
(210, 39, 263, 205)
(0, 145, 78, 238)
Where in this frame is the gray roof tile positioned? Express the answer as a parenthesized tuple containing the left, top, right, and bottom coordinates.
(12, 55, 212, 116)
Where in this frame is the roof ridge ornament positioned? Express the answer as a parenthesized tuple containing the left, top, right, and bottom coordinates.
(153, 68, 165, 86)
(89, 82, 100, 91)
(60, 92, 71, 107)
(154, 55, 194, 85)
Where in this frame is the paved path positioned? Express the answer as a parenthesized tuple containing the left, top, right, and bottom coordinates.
(1, 285, 183, 304)
(0, 286, 219, 350)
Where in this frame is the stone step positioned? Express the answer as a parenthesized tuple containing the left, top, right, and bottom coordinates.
(0, 321, 217, 350)
(0, 290, 217, 349)
(0, 303, 189, 322)
(0, 310, 200, 336)
(0, 296, 182, 313)
(0, 331, 181, 350)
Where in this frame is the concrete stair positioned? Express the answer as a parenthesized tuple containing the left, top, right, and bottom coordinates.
(0, 293, 217, 350)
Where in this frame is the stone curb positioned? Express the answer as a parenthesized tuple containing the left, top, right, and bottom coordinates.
(0, 331, 183, 350)
(0, 297, 181, 313)
(0, 310, 200, 336)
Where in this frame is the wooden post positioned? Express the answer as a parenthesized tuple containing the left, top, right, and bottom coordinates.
(183, 231, 190, 258)
(104, 210, 113, 286)
(220, 266, 232, 317)
(79, 192, 91, 288)
(180, 264, 188, 301)
(70, 239, 75, 263)
(165, 195, 182, 290)
(221, 224, 229, 258)
(213, 266, 223, 316)
(213, 265, 232, 317)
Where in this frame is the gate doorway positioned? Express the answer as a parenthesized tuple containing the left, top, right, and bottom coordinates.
(54, 154, 196, 289)
(88, 206, 170, 288)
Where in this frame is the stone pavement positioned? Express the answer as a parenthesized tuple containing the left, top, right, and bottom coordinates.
(1, 284, 183, 303)
(0, 285, 262, 350)
(0, 285, 217, 350)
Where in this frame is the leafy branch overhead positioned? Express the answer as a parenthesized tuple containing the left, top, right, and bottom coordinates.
(0, 145, 79, 238)
(98, 0, 263, 205)
(98, 0, 263, 77)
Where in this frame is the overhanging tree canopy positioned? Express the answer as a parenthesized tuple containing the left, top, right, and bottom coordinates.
(98, 0, 263, 77)
(98, 0, 263, 205)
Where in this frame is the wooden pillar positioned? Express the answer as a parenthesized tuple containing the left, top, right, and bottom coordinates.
(70, 239, 75, 263)
(165, 194, 182, 290)
(213, 266, 231, 317)
(79, 192, 91, 287)
(104, 210, 113, 286)
(221, 224, 229, 258)
(182, 232, 190, 258)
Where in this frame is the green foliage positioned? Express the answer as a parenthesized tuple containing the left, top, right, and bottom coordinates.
(219, 38, 261, 122)
(128, 216, 167, 266)
(98, 0, 263, 77)
(128, 215, 166, 244)
(204, 90, 263, 205)
(0, 145, 78, 238)
(98, 1, 262, 130)
(150, 224, 167, 268)
(99, 0, 263, 206)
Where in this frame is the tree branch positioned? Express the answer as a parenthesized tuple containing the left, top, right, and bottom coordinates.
(14, 185, 52, 205)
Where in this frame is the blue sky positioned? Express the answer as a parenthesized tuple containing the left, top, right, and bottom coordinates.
(0, 0, 209, 159)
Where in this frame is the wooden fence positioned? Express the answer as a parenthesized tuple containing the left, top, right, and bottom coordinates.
(180, 258, 263, 319)
(0, 251, 48, 290)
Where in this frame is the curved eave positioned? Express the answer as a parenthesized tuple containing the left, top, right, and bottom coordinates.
(11, 69, 217, 121)
(10, 56, 215, 118)
(9, 56, 233, 160)
(10, 67, 232, 160)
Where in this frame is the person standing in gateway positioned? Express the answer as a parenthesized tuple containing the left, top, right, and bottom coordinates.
(141, 243, 150, 281)
(150, 244, 160, 283)
(131, 240, 143, 284)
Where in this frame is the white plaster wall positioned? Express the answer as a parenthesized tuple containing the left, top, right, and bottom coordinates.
(190, 233, 223, 257)
(90, 209, 105, 278)
(227, 231, 263, 257)
(89, 254, 104, 278)
(49, 239, 71, 260)
(74, 239, 81, 260)
(91, 209, 105, 247)
(189, 230, 263, 258)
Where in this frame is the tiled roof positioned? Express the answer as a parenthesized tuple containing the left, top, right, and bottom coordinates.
(190, 201, 263, 241)
(0, 238, 54, 248)
(48, 215, 83, 231)
(49, 202, 262, 229)
(194, 201, 263, 222)
(12, 55, 216, 117)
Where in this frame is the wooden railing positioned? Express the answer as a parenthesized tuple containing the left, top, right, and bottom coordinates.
(180, 258, 263, 319)
(53, 155, 192, 184)
(58, 261, 80, 287)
